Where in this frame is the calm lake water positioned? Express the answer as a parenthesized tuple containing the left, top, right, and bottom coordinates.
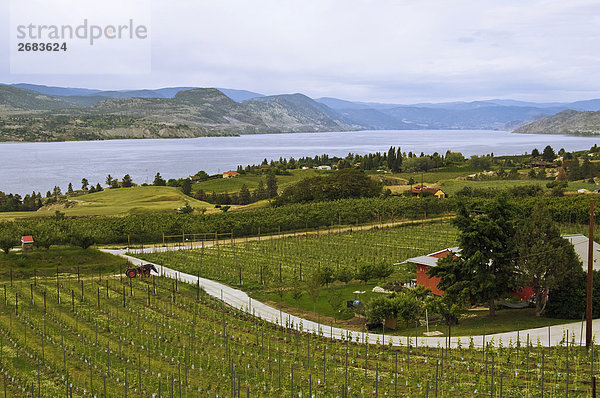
(1, 129, 599, 195)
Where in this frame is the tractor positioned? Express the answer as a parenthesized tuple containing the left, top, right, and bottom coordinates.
(126, 263, 158, 278)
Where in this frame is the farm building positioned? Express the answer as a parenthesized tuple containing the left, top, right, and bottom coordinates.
(222, 170, 240, 179)
(21, 235, 34, 252)
(316, 165, 331, 170)
(410, 185, 446, 198)
(406, 234, 599, 298)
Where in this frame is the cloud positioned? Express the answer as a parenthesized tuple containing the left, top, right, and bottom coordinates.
(2, 0, 600, 102)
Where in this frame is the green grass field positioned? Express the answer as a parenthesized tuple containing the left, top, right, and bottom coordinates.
(192, 168, 322, 194)
(0, 186, 212, 220)
(0, 246, 127, 280)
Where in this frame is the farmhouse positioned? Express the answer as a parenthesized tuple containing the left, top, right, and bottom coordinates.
(410, 185, 446, 198)
(222, 170, 240, 179)
(21, 235, 34, 252)
(406, 234, 600, 297)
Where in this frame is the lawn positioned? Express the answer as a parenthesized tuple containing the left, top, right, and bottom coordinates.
(0, 246, 127, 280)
(383, 307, 571, 337)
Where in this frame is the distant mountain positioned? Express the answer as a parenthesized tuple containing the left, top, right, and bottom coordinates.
(0, 85, 75, 112)
(5, 82, 600, 141)
(243, 93, 357, 132)
(513, 110, 600, 135)
(316, 96, 560, 129)
(316, 97, 371, 110)
(217, 88, 265, 102)
(10, 83, 102, 97)
(380, 105, 560, 130)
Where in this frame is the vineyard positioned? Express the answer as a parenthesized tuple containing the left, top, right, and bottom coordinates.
(136, 220, 459, 304)
(0, 267, 597, 397)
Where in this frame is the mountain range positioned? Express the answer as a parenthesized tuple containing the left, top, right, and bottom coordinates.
(1, 83, 600, 141)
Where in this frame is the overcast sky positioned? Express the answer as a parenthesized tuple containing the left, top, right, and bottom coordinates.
(2, 0, 600, 103)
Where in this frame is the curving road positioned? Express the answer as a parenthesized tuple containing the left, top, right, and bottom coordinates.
(103, 248, 599, 348)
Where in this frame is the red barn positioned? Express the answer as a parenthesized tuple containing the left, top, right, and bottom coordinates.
(407, 247, 535, 300)
(407, 248, 458, 296)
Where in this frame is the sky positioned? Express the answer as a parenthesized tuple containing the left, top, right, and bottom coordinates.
(2, 0, 600, 103)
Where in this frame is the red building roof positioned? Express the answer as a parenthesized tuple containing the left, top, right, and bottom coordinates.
(223, 170, 240, 176)
(21, 235, 34, 243)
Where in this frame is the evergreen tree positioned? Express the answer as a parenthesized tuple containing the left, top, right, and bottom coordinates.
(239, 184, 251, 205)
(95, 183, 103, 192)
(81, 178, 89, 191)
(105, 174, 113, 187)
(531, 148, 540, 157)
(122, 174, 133, 188)
(542, 145, 555, 162)
(254, 179, 267, 200)
(429, 196, 519, 316)
(266, 171, 278, 198)
(181, 178, 192, 196)
(153, 172, 166, 186)
(568, 158, 582, 181)
(67, 183, 74, 194)
(515, 204, 581, 316)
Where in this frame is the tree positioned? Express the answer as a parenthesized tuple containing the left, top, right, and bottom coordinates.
(424, 293, 466, 328)
(542, 145, 555, 162)
(95, 183, 103, 192)
(239, 185, 251, 205)
(181, 178, 192, 196)
(122, 174, 133, 188)
(153, 173, 166, 186)
(392, 293, 422, 327)
(305, 271, 322, 314)
(67, 183, 74, 194)
(254, 180, 267, 201)
(70, 233, 95, 250)
(531, 148, 540, 158)
(110, 179, 120, 189)
(105, 174, 113, 187)
(356, 263, 375, 283)
(364, 296, 395, 324)
(266, 171, 278, 198)
(0, 225, 18, 254)
(556, 167, 567, 181)
(328, 293, 344, 323)
(514, 204, 582, 316)
(428, 196, 519, 316)
(568, 158, 582, 181)
(290, 285, 304, 308)
(334, 265, 355, 284)
(193, 170, 209, 181)
(81, 178, 89, 191)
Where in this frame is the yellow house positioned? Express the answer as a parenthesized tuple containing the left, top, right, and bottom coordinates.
(434, 190, 446, 198)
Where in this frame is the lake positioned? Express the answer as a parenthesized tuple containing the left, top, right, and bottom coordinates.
(1, 129, 599, 195)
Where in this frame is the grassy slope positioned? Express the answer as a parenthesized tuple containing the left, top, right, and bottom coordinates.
(0, 186, 212, 220)
(192, 168, 322, 193)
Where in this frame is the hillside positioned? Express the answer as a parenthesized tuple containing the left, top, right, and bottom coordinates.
(243, 93, 358, 132)
(0, 85, 75, 114)
(513, 109, 600, 135)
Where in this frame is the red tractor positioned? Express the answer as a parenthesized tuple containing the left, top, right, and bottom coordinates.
(126, 263, 158, 278)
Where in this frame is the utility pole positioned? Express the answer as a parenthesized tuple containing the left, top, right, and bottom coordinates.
(587, 199, 595, 348)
